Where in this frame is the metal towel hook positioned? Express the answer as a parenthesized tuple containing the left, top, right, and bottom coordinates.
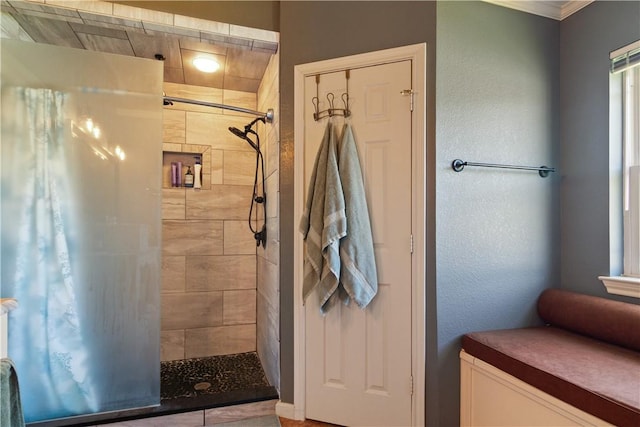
(327, 92, 336, 114)
(341, 92, 350, 116)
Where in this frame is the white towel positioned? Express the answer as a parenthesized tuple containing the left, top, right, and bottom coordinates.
(300, 122, 347, 313)
(337, 124, 378, 308)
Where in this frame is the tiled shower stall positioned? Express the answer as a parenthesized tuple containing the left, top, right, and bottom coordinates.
(159, 53, 280, 391)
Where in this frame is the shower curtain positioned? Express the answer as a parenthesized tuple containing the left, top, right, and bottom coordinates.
(7, 88, 97, 420)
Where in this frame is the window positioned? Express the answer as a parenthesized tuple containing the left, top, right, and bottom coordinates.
(601, 40, 640, 298)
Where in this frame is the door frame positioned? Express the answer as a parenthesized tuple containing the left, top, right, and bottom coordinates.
(282, 43, 427, 425)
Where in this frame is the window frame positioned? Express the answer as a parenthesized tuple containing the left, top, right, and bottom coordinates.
(600, 41, 640, 298)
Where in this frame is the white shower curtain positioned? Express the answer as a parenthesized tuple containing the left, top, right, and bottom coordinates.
(8, 88, 97, 421)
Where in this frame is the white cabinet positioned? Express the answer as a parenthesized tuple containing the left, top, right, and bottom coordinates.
(460, 350, 611, 427)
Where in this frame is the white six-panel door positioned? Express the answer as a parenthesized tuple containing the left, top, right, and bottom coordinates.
(302, 60, 413, 427)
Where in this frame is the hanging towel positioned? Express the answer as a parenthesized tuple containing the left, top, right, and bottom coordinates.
(0, 358, 25, 427)
(337, 124, 378, 308)
(300, 122, 347, 313)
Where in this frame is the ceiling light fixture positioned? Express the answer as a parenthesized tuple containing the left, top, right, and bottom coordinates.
(193, 56, 220, 73)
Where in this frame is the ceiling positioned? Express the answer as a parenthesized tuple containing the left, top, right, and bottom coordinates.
(1, 0, 592, 94)
(0, 0, 278, 93)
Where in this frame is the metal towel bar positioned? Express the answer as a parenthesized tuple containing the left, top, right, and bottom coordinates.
(451, 159, 555, 178)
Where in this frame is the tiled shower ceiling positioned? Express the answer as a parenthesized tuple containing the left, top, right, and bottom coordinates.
(0, 0, 278, 93)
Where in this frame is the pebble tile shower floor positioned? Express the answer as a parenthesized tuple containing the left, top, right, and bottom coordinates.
(161, 352, 272, 399)
(159, 352, 278, 413)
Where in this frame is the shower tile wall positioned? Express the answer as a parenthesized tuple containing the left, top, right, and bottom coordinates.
(256, 52, 280, 392)
(160, 82, 259, 361)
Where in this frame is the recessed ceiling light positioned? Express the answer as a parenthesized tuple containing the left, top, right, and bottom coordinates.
(193, 56, 220, 73)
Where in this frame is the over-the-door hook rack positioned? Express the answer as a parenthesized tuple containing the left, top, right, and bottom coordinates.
(312, 70, 351, 121)
(452, 159, 556, 178)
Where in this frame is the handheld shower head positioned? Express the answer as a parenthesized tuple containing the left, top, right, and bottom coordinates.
(228, 126, 259, 152)
(227, 120, 267, 248)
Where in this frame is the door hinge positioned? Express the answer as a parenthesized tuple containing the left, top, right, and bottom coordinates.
(410, 234, 414, 254)
(410, 375, 414, 395)
(400, 89, 415, 112)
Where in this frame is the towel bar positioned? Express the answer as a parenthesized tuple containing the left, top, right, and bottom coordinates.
(452, 159, 555, 178)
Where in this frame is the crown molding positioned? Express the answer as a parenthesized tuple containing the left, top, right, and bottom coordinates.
(483, 1, 595, 21)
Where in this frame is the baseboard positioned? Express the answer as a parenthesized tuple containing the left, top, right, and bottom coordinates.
(275, 401, 304, 420)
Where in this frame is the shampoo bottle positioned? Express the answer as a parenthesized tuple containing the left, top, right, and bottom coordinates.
(170, 162, 178, 187)
(184, 166, 194, 188)
(194, 157, 202, 189)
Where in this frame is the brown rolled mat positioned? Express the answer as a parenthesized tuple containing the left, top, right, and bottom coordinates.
(537, 288, 640, 351)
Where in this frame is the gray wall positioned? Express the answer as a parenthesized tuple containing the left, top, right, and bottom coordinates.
(559, 1, 640, 301)
(436, 2, 560, 425)
(278, 1, 438, 423)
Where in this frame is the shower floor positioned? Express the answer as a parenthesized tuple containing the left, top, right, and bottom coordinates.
(61, 352, 278, 426)
(159, 352, 278, 414)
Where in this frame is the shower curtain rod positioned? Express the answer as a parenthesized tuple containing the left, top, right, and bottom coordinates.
(163, 95, 274, 123)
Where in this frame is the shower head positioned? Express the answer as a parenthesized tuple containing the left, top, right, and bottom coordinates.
(228, 126, 260, 152)
(228, 126, 246, 139)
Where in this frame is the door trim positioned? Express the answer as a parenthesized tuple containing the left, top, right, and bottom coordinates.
(288, 43, 427, 426)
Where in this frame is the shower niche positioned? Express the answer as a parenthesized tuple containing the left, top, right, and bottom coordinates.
(162, 146, 210, 189)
